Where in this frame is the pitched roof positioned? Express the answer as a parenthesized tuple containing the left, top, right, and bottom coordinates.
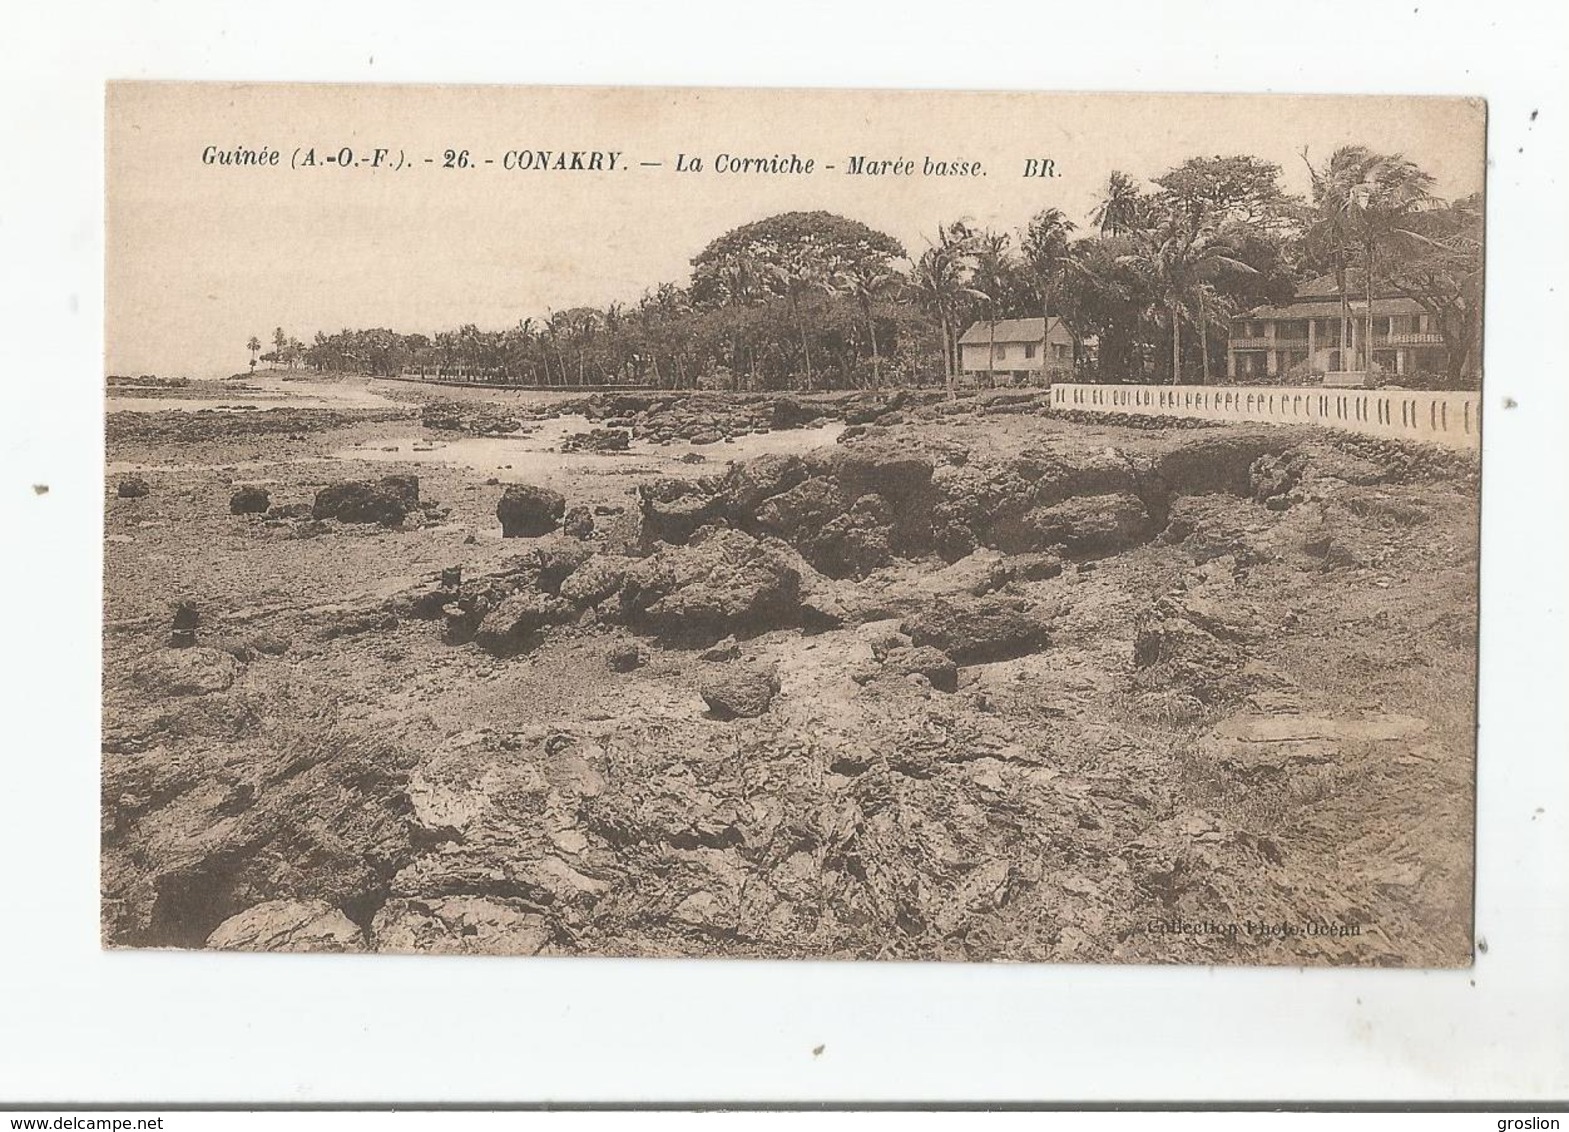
(1238, 296, 1426, 320)
(957, 316, 1071, 345)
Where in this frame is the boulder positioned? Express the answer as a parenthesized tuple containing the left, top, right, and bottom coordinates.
(720, 452, 809, 516)
(379, 474, 421, 509)
(534, 541, 595, 593)
(637, 477, 725, 545)
(606, 642, 643, 672)
(562, 428, 631, 453)
(562, 505, 595, 539)
(497, 484, 566, 537)
(229, 485, 270, 515)
(822, 441, 933, 506)
(206, 899, 365, 953)
(901, 596, 1052, 664)
(559, 555, 629, 608)
(473, 590, 576, 652)
(805, 492, 896, 578)
(1025, 492, 1155, 556)
(313, 476, 419, 526)
(701, 639, 741, 664)
(753, 476, 846, 541)
(116, 476, 150, 499)
(699, 664, 780, 719)
(620, 527, 801, 639)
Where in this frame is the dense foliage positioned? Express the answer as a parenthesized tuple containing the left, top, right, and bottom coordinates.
(255, 151, 1481, 390)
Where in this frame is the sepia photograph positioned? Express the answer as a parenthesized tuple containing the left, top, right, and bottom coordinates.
(101, 83, 1485, 966)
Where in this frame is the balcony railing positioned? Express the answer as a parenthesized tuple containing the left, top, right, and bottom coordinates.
(1231, 332, 1440, 350)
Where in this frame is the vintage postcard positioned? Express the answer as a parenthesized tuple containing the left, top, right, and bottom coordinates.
(102, 84, 1483, 965)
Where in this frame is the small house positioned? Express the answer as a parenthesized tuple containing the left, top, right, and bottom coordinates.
(958, 316, 1079, 384)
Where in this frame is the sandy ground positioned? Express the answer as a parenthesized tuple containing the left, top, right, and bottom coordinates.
(100, 374, 1479, 965)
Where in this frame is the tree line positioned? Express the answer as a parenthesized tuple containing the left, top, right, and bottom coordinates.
(248, 146, 1482, 391)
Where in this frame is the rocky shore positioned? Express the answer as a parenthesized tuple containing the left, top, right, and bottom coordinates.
(101, 381, 1479, 964)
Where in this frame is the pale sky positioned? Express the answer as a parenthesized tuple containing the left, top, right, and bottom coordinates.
(106, 84, 1486, 378)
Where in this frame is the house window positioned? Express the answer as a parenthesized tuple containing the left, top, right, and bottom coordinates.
(994, 344, 1007, 362)
(1024, 343, 1037, 359)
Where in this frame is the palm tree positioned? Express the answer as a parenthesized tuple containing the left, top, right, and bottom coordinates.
(1348, 155, 1435, 372)
(1022, 209, 1077, 377)
(246, 335, 261, 372)
(1301, 146, 1366, 371)
(909, 222, 984, 396)
(1303, 146, 1435, 374)
(974, 232, 1014, 389)
(1092, 171, 1144, 237)
(831, 260, 903, 391)
(1119, 215, 1257, 384)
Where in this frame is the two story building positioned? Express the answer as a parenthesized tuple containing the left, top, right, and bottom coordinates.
(1227, 275, 1447, 386)
(958, 316, 1082, 384)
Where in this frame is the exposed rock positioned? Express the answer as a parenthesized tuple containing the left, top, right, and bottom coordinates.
(264, 501, 313, 521)
(699, 664, 780, 719)
(206, 899, 365, 952)
(886, 645, 959, 693)
(620, 527, 801, 639)
(821, 441, 933, 506)
(533, 541, 595, 593)
(497, 484, 566, 537)
(313, 476, 420, 526)
(101, 728, 418, 948)
(720, 452, 809, 516)
(753, 476, 846, 542)
(131, 646, 241, 696)
(562, 505, 595, 539)
(1156, 431, 1288, 496)
(1025, 492, 1155, 557)
(229, 484, 270, 514)
(473, 591, 576, 653)
(372, 896, 551, 955)
(116, 476, 150, 499)
(902, 597, 1052, 664)
(562, 428, 631, 453)
(700, 636, 741, 662)
(1250, 452, 1304, 505)
(559, 555, 629, 608)
(806, 492, 896, 578)
(1132, 599, 1250, 704)
(169, 600, 201, 648)
(638, 477, 725, 545)
(606, 642, 643, 672)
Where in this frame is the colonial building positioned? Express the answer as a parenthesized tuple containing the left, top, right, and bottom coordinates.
(958, 316, 1079, 384)
(1227, 275, 1447, 386)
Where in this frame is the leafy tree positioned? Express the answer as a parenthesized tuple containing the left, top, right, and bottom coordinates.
(1381, 192, 1483, 385)
(1153, 154, 1299, 232)
(246, 335, 261, 371)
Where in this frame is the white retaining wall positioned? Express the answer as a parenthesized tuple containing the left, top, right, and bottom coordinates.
(1050, 383, 1481, 452)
